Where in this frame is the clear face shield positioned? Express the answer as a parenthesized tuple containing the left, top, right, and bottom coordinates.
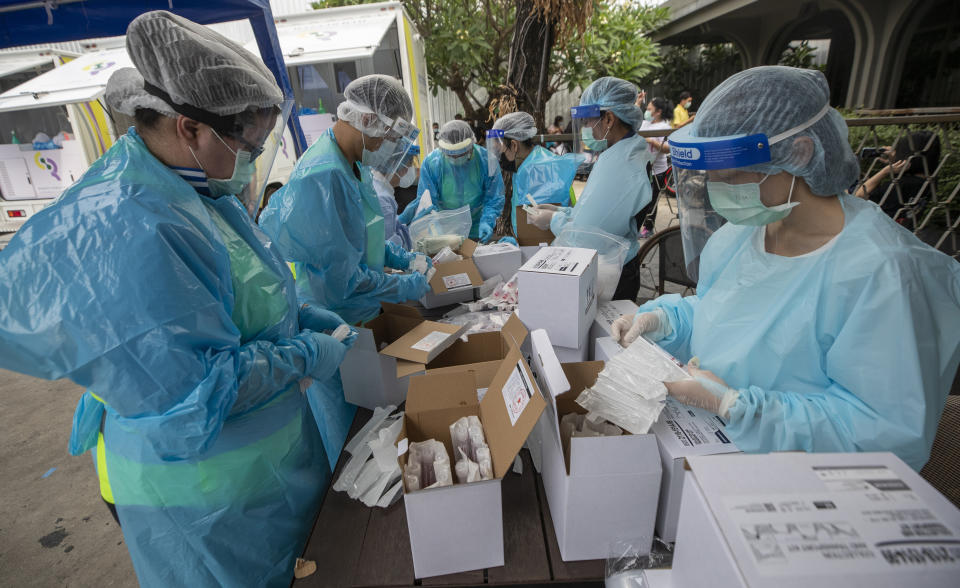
(394, 144, 420, 188)
(570, 104, 608, 156)
(485, 129, 507, 176)
(239, 98, 294, 218)
(368, 116, 421, 179)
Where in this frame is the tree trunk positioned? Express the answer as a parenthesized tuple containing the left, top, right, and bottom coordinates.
(506, 0, 556, 130)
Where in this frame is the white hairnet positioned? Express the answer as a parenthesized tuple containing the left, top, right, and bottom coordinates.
(337, 74, 413, 136)
(692, 66, 859, 196)
(126, 11, 283, 118)
(580, 76, 644, 129)
(105, 68, 176, 118)
(493, 112, 537, 141)
(439, 120, 474, 146)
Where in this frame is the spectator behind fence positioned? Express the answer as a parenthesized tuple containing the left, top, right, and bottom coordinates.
(637, 97, 674, 237)
(854, 131, 940, 222)
(673, 90, 694, 128)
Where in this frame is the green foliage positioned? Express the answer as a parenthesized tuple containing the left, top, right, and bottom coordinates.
(778, 40, 826, 72)
(641, 43, 742, 103)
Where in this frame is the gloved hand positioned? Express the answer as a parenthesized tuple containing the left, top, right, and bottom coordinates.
(401, 271, 431, 300)
(498, 236, 518, 247)
(300, 329, 350, 381)
(610, 308, 672, 347)
(527, 207, 555, 230)
(665, 367, 740, 419)
(478, 222, 493, 243)
(299, 304, 346, 333)
(408, 252, 432, 275)
(330, 324, 359, 350)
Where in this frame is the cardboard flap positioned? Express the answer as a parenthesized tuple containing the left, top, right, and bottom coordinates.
(406, 371, 478, 414)
(479, 345, 546, 478)
(381, 301, 425, 319)
(529, 329, 571, 400)
(396, 359, 426, 379)
(501, 313, 529, 349)
(381, 321, 468, 364)
(459, 239, 478, 258)
(515, 205, 556, 246)
(427, 360, 503, 391)
(429, 259, 483, 294)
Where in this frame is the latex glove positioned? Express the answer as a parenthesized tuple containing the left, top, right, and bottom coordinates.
(478, 222, 493, 243)
(665, 367, 739, 419)
(527, 207, 555, 230)
(299, 304, 346, 333)
(401, 271, 431, 300)
(408, 252, 431, 275)
(330, 324, 359, 350)
(611, 308, 672, 347)
(301, 330, 350, 381)
(498, 236, 518, 247)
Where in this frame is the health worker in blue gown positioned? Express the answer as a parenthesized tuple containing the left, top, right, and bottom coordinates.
(0, 11, 353, 587)
(610, 66, 960, 471)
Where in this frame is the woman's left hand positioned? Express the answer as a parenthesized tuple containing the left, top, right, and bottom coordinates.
(665, 367, 737, 417)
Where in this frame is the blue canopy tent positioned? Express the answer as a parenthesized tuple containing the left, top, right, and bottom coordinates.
(0, 0, 308, 155)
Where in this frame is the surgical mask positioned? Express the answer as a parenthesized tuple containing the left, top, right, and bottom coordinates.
(190, 130, 257, 198)
(582, 124, 610, 152)
(644, 111, 654, 122)
(396, 165, 417, 188)
(499, 151, 517, 173)
(707, 174, 799, 226)
(447, 151, 472, 167)
(686, 100, 693, 109)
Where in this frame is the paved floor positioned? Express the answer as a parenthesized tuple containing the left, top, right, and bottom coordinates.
(0, 371, 136, 587)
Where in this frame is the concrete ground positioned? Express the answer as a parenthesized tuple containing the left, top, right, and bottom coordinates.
(0, 372, 136, 587)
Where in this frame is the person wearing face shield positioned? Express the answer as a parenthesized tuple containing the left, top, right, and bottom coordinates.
(259, 74, 431, 326)
(0, 11, 351, 587)
(486, 111, 583, 234)
(373, 143, 420, 251)
(610, 66, 960, 471)
(398, 119, 505, 242)
(527, 76, 654, 300)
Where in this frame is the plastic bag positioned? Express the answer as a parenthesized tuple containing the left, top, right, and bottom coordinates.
(409, 205, 472, 254)
(605, 538, 674, 588)
(439, 309, 512, 336)
(553, 226, 630, 302)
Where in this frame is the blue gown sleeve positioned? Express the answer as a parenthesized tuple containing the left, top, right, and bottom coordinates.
(385, 240, 415, 270)
(479, 156, 506, 228)
(549, 206, 575, 235)
(724, 257, 960, 471)
(0, 211, 337, 461)
(260, 165, 427, 311)
(636, 293, 700, 362)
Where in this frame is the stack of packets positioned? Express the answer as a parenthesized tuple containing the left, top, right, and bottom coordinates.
(559, 412, 623, 447)
(575, 337, 691, 434)
(403, 416, 493, 490)
(333, 405, 406, 508)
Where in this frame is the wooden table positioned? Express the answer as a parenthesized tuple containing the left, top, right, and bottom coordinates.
(294, 409, 614, 587)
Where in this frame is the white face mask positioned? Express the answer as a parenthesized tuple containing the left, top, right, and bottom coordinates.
(396, 165, 417, 188)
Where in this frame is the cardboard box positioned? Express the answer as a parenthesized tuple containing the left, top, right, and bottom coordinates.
(515, 205, 553, 264)
(593, 335, 624, 362)
(472, 244, 523, 282)
(518, 246, 598, 348)
(340, 303, 464, 410)
(530, 329, 662, 561)
(397, 341, 546, 578)
(421, 239, 483, 309)
(589, 300, 638, 360)
(650, 397, 739, 542)
(672, 452, 960, 588)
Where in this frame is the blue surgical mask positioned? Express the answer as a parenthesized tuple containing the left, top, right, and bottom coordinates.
(644, 111, 654, 122)
(190, 130, 257, 198)
(582, 124, 609, 152)
(707, 174, 799, 226)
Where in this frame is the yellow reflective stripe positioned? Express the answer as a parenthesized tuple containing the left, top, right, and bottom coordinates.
(402, 17, 425, 154)
(89, 391, 105, 403)
(96, 432, 114, 504)
(570, 186, 577, 206)
(287, 262, 296, 279)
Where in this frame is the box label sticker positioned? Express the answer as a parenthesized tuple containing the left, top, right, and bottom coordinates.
(660, 397, 734, 449)
(722, 468, 960, 577)
(411, 330, 450, 352)
(442, 272, 472, 290)
(397, 437, 408, 456)
(525, 247, 592, 275)
(501, 361, 534, 426)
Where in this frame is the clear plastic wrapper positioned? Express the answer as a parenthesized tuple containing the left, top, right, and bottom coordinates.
(405, 439, 453, 491)
(605, 537, 674, 588)
(333, 407, 406, 508)
(431, 246, 462, 264)
(473, 241, 520, 255)
(344, 405, 396, 455)
(410, 205, 472, 254)
(439, 309, 512, 337)
(459, 272, 519, 312)
(448, 416, 492, 484)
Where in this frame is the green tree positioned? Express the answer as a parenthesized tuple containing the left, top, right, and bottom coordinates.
(779, 40, 826, 72)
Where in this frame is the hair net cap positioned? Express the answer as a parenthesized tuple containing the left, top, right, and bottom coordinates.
(438, 120, 475, 149)
(691, 65, 859, 196)
(105, 68, 176, 118)
(580, 76, 644, 129)
(126, 11, 283, 117)
(493, 112, 537, 141)
(337, 74, 413, 136)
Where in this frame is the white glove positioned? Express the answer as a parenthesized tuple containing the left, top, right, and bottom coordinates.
(610, 309, 673, 347)
(526, 207, 555, 230)
(408, 253, 429, 274)
(665, 367, 740, 419)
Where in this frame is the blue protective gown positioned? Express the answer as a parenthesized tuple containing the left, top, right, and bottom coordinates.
(638, 194, 960, 470)
(399, 144, 505, 239)
(0, 129, 344, 587)
(259, 129, 423, 326)
(509, 145, 581, 233)
(373, 170, 414, 251)
(549, 134, 652, 263)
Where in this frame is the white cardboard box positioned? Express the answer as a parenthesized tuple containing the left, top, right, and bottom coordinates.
(593, 335, 624, 362)
(650, 397, 739, 542)
(530, 329, 662, 561)
(518, 246, 598, 348)
(397, 329, 545, 578)
(472, 245, 522, 282)
(672, 452, 960, 588)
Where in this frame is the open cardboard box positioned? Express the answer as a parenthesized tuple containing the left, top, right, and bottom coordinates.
(515, 205, 554, 263)
(421, 239, 483, 309)
(472, 242, 523, 283)
(518, 246, 598, 349)
(396, 337, 546, 578)
(590, 300, 639, 360)
(671, 452, 960, 588)
(340, 303, 467, 410)
(530, 329, 662, 561)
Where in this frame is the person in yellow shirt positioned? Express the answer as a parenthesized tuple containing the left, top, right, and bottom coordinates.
(673, 91, 694, 128)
